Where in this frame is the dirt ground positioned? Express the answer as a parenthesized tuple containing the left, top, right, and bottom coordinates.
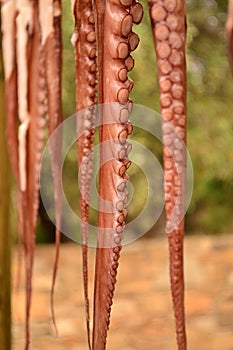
(12, 234, 233, 350)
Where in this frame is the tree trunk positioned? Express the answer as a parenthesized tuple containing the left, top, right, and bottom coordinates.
(0, 16, 12, 350)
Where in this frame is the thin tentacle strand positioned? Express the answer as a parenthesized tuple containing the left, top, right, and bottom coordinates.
(16, 1, 46, 348)
(71, 0, 97, 348)
(39, 0, 63, 335)
(25, 4, 46, 349)
(147, 0, 187, 349)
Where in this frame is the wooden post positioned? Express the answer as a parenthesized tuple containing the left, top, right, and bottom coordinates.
(0, 15, 12, 350)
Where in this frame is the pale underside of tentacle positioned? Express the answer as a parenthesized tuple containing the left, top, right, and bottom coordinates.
(38, 0, 63, 335)
(147, 0, 187, 349)
(71, 0, 97, 348)
(92, 1, 143, 349)
(16, 7, 33, 328)
(1, 0, 18, 179)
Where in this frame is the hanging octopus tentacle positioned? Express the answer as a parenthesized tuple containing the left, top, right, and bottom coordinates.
(92, 1, 143, 349)
(38, 0, 63, 334)
(2, 0, 46, 347)
(147, 0, 187, 349)
(71, 0, 97, 348)
(226, 0, 233, 69)
(27, 2, 47, 239)
(24, 1, 46, 348)
(1, 0, 18, 179)
(0, 0, 25, 291)
(15, 1, 34, 347)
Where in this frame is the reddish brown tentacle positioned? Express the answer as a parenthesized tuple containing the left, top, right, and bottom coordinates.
(14, 1, 33, 348)
(26, 3, 46, 348)
(39, 0, 63, 334)
(71, 0, 97, 348)
(12, 1, 46, 348)
(147, 0, 187, 349)
(27, 7, 46, 233)
(92, 1, 143, 349)
(226, 0, 233, 70)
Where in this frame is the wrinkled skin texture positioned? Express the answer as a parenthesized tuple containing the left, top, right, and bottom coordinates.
(92, 1, 143, 349)
(147, 0, 187, 349)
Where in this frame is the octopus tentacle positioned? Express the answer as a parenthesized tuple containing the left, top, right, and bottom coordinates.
(147, 0, 187, 349)
(71, 0, 97, 348)
(226, 0, 233, 70)
(39, 0, 63, 334)
(0, 0, 24, 291)
(27, 5, 47, 234)
(26, 3, 46, 349)
(1, 0, 18, 179)
(15, 1, 34, 347)
(14, 1, 46, 348)
(92, 1, 143, 349)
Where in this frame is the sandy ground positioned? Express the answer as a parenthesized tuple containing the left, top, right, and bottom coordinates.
(12, 234, 233, 349)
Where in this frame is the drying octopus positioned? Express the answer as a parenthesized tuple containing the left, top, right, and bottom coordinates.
(3, 0, 230, 349)
(1, 0, 62, 348)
